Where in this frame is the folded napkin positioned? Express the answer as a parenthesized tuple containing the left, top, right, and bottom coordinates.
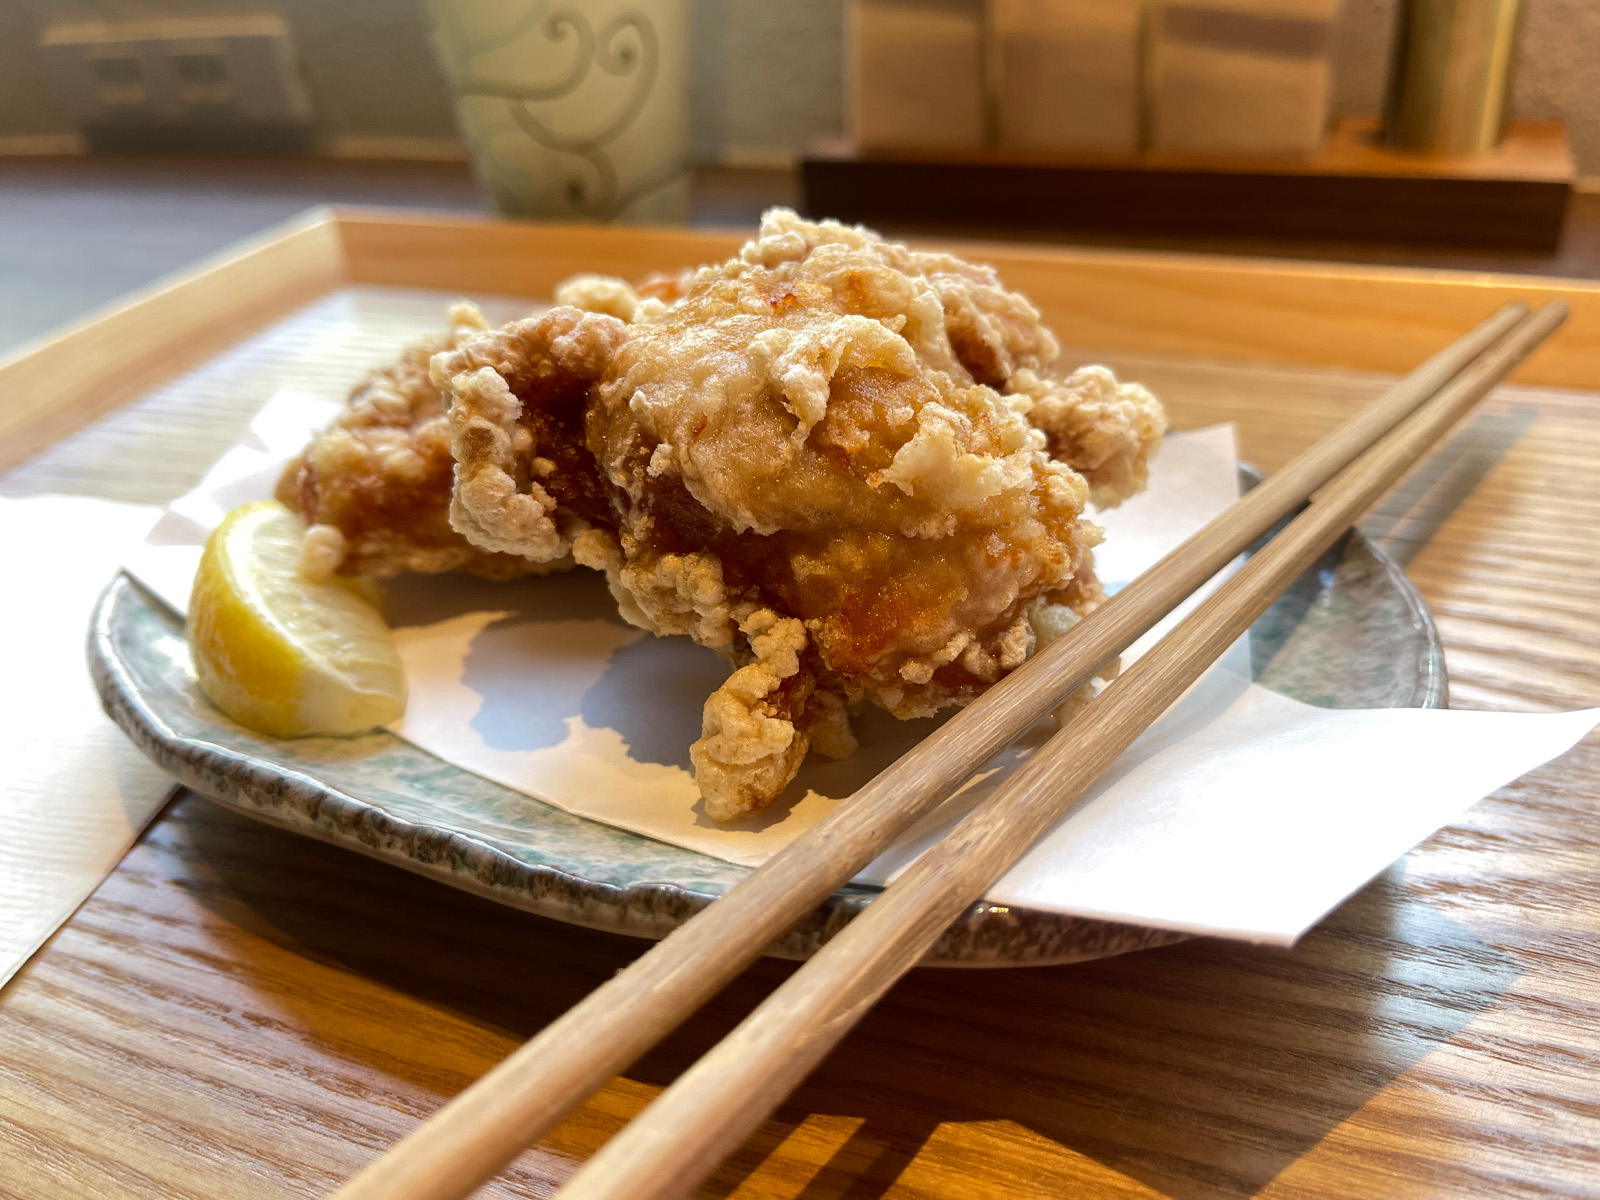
(125, 393, 1600, 945)
(0, 495, 175, 990)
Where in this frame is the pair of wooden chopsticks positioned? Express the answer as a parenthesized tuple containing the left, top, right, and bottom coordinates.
(330, 299, 1565, 1200)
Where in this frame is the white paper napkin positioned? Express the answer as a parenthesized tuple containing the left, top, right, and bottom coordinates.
(0, 495, 176, 989)
(125, 392, 1600, 945)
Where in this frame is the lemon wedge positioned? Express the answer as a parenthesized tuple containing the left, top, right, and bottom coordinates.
(187, 501, 406, 737)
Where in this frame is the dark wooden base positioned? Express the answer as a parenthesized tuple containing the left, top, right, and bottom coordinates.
(802, 120, 1574, 252)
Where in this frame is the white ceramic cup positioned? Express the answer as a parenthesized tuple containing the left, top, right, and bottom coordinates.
(425, 0, 690, 222)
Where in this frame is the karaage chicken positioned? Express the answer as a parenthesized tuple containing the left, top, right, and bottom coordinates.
(275, 271, 682, 581)
(275, 302, 549, 580)
(436, 209, 1165, 820)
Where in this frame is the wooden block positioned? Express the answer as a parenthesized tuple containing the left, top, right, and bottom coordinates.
(801, 120, 1573, 252)
(993, 0, 1144, 154)
(1148, 0, 1339, 158)
(850, 0, 986, 151)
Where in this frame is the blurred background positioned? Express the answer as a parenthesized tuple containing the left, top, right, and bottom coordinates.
(3, 0, 1597, 355)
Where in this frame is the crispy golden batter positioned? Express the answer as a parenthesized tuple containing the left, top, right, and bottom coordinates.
(276, 276, 680, 580)
(276, 302, 558, 580)
(553, 268, 694, 321)
(437, 210, 1166, 821)
(434, 305, 629, 562)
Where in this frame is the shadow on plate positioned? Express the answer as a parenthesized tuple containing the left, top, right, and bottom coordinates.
(384, 564, 949, 814)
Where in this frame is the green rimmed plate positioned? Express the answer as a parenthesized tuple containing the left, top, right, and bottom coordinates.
(90, 479, 1444, 968)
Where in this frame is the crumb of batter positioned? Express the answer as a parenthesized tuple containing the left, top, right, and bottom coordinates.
(296, 523, 346, 583)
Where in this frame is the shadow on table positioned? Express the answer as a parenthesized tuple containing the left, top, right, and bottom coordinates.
(172, 795, 1519, 1200)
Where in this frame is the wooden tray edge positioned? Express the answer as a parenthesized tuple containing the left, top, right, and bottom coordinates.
(0, 207, 347, 476)
(5, 205, 1598, 475)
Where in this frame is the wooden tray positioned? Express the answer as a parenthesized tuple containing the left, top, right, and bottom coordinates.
(6, 206, 1600, 480)
(5, 211, 1600, 1199)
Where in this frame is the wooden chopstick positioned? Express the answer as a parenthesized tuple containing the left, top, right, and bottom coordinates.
(547, 300, 1569, 1200)
(328, 301, 1533, 1200)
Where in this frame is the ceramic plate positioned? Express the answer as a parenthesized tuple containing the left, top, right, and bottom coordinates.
(91, 484, 1445, 968)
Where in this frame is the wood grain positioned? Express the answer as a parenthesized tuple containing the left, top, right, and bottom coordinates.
(1, 232, 1599, 1200)
(329, 305, 1540, 1200)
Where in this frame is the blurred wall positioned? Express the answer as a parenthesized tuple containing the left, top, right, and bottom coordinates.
(1, 0, 1596, 174)
(690, 0, 844, 164)
(0, 0, 845, 161)
(0, 0, 461, 153)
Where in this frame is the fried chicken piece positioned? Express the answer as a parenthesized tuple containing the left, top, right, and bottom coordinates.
(553, 268, 695, 321)
(276, 302, 558, 580)
(275, 277, 680, 580)
(436, 306, 630, 562)
(906, 247, 1164, 506)
(437, 209, 1165, 820)
(1010, 365, 1165, 507)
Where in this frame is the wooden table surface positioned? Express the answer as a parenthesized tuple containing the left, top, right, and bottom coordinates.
(2, 277, 1599, 1200)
